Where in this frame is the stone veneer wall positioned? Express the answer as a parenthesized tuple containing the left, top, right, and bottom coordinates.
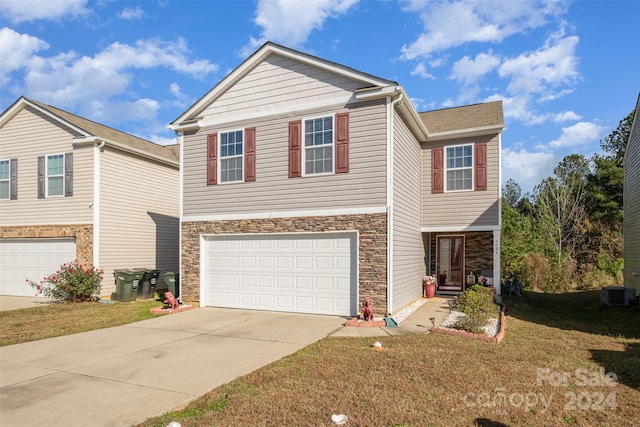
(181, 213, 388, 315)
(426, 231, 494, 280)
(0, 224, 94, 266)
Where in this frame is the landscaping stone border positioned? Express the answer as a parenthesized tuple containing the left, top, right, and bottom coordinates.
(431, 304, 506, 343)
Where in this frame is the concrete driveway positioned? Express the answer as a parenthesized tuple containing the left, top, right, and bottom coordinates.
(0, 307, 345, 426)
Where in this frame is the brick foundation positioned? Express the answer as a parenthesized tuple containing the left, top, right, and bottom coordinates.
(0, 224, 93, 266)
(181, 213, 388, 315)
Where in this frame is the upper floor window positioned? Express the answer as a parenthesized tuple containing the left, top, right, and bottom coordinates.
(38, 153, 72, 198)
(304, 116, 334, 175)
(47, 154, 65, 196)
(220, 130, 243, 183)
(446, 145, 472, 191)
(0, 159, 9, 199)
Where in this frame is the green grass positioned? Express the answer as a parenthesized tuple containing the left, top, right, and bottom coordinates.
(139, 290, 640, 427)
(0, 298, 165, 346)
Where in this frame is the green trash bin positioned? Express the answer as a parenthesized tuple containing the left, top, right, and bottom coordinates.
(163, 272, 179, 299)
(114, 269, 144, 302)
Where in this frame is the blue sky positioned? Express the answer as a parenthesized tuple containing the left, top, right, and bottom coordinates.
(1, 0, 638, 192)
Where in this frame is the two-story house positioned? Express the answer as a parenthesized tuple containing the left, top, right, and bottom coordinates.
(0, 97, 180, 297)
(170, 42, 503, 317)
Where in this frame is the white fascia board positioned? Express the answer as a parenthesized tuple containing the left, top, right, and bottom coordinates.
(421, 225, 502, 232)
(0, 98, 91, 137)
(426, 125, 504, 142)
(182, 206, 387, 222)
(74, 137, 179, 167)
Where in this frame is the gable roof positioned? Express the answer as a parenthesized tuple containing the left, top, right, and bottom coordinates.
(170, 41, 398, 128)
(419, 101, 504, 142)
(0, 97, 179, 166)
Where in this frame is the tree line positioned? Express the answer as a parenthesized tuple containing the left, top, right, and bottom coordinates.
(501, 109, 635, 292)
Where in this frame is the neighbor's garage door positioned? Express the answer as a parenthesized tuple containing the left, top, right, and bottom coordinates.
(203, 233, 357, 316)
(0, 238, 76, 297)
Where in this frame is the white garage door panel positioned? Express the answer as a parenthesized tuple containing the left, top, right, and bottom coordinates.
(0, 238, 76, 297)
(204, 233, 357, 316)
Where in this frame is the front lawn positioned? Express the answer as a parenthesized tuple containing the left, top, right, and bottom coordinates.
(0, 299, 164, 346)
(140, 290, 640, 426)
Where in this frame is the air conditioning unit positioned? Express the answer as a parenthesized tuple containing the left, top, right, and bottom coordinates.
(601, 286, 636, 306)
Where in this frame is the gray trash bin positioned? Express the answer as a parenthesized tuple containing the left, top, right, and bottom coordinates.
(114, 269, 144, 302)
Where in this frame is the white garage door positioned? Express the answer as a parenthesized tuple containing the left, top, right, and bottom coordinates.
(0, 238, 76, 297)
(203, 233, 357, 316)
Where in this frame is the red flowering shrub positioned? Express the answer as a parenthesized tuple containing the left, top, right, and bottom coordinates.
(28, 261, 103, 302)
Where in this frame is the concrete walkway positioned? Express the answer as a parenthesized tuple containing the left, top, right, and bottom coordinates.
(0, 295, 56, 311)
(0, 296, 452, 426)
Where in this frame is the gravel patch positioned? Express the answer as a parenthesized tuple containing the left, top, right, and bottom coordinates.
(439, 310, 500, 337)
(391, 299, 428, 324)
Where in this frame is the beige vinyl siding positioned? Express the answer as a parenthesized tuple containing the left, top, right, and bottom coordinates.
(0, 106, 93, 225)
(422, 135, 500, 228)
(183, 99, 388, 216)
(624, 103, 640, 292)
(200, 55, 364, 122)
(99, 147, 179, 294)
(391, 112, 425, 312)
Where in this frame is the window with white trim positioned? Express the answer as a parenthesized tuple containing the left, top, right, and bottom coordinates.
(0, 159, 9, 199)
(219, 130, 243, 183)
(304, 116, 333, 175)
(47, 154, 65, 196)
(445, 144, 473, 191)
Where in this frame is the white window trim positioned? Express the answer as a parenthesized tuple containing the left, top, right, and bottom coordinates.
(444, 143, 474, 193)
(302, 114, 335, 177)
(0, 159, 9, 200)
(46, 153, 65, 198)
(218, 128, 244, 184)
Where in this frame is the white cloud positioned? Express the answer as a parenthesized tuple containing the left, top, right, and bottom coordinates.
(547, 122, 604, 148)
(88, 98, 159, 124)
(554, 111, 581, 122)
(410, 63, 436, 79)
(243, 0, 360, 54)
(400, 0, 566, 60)
(0, 0, 88, 23)
(119, 7, 145, 20)
(0, 27, 49, 84)
(450, 52, 500, 85)
(502, 147, 557, 192)
(499, 34, 579, 97)
(486, 93, 547, 126)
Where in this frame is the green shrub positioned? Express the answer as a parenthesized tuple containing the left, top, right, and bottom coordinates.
(456, 285, 498, 323)
(452, 314, 487, 335)
(29, 261, 103, 302)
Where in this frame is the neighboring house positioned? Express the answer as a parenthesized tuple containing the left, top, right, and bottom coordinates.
(170, 42, 503, 317)
(0, 97, 179, 297)
(624, 94, 640, 293)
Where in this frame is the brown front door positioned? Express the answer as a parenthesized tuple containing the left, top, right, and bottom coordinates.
(437, 236, 465, 292)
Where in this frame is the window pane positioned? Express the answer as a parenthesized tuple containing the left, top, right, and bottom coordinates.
(0, 160, 8, 180)
(0, 182, 8, 199)
(305, 117, 333, 147)
(47, 155, 64, 175)
(48, 176, 64, 196)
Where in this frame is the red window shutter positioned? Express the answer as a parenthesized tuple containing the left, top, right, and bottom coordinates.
(335, 112, 349, 173)
(432, 147, 444, 193)
(207, 133, 217, 185)
(244, 127, 256, 182)
(289, 120, 302, 178)
(475, 142, 487, 191)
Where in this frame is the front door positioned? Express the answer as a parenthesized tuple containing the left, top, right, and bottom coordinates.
(437, 236, 465, 292)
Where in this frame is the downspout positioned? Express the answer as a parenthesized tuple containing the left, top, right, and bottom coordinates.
(177, 132, 184, 303)
(386, 92, 403, 315)
(93, 140, 105, 276)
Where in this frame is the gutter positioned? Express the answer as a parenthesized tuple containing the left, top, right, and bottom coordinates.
(425, 124, 504, 142)
(73, 136, 179, 168)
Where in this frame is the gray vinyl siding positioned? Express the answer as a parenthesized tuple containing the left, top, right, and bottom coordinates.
(0, 106, 93, 225)
(99, 146, 179, 294)
(183, 99, 388, 216)
(624, 104, 640, 292)
(392, 112, 426, 312)
(201, 55, 364, 122)
(421, 134, 500, 228)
